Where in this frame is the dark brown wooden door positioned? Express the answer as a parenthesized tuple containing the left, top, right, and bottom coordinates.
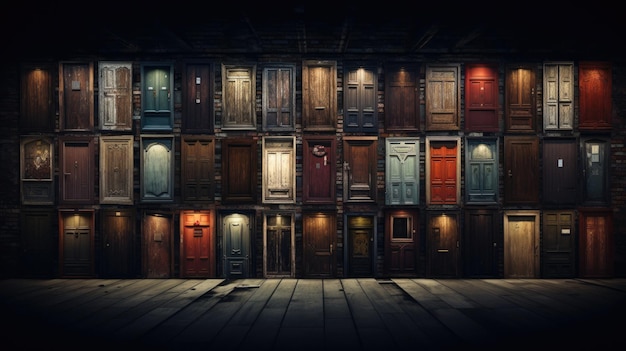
(264, 213, 294, 277)
(221, 138, 257, 204)
(343, 137, 377, 202)
(344, 65, 377, 133)
(303, 136, 336, 204)
(543, 138, 577, 205)
(181, 136, 215, 202)
(20, 62, 54, 131)
(542, 210, 575, 278)
(504, 136, 539, 204)
(222, 213, 252, 278)
(303, 212, 336, 277)
(263, 64, 295, 131)
(20, 210, 55, 277)
(181, 211, 214, 278)
(142, 212, 172, 278)
(428, 140, 458, 204)
(347, 215, 375, 277)
(425, 64, 459, 131)
(59, 210, 94, 278)
(183, 62, 214, 132)
(101, 209, 135, 278)
(302, 60, 336, 131)
(464, 209, 499, 278)
(505, 64, 536, 133)
(385, 63, 420, 131)
(385, 209, 418, 276)
(465, 63, 499, 132)
(222, 64, 256, 130)
(60, 138, 94, 204)
(98, 61, 132, 131)
(579, 61, 612, 131)
(504, 211, 540, 278)
(59, 61, 94, 131)
(579, 208, 613, 278)
(428, 212, 459, 278)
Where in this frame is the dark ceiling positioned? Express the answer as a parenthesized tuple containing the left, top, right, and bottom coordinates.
(3, 2, 618, 61)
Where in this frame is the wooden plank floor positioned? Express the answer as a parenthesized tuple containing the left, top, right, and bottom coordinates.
(2, 278, 625, 350)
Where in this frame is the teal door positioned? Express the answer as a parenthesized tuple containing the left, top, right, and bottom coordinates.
(223, 213, 252, 278)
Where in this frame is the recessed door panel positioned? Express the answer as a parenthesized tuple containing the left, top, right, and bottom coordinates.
(505, 64, 536, 132)
(142, 212, 173, 278)
(99, 61, 132, 131)
(465, 138, 498, 204)
(141, 63, 173, 131)
(100, 135, 133, 204)
(264, 213, 294, 277)
(344, 65, 377, 133)
(59, 210, 95, 278)
(428, 212, 459, 278)
(385, 209, 418, 276)
(386, 138, 419, 205)
(504, 211, 540, 278)
(141, 136, 174, 202)
(222, 64, 256, 130)
(223, 213, 252, 278)
(101, 209, 135, 278)
(303, 212, 336, 278)
(303, 136, 336, 204)
(504, 136, 539, 204)
(543, 62, 573, 131)
(343, 137, 377, 202)
(181, 136, 215, 202)
(263, 64, 295, 131)
(427, 138, 459, 205)
(181, 210, 214, 278)
(425, 64, 460, 131)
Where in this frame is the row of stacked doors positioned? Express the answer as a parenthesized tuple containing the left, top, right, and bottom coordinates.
(19, 208, 613, 279)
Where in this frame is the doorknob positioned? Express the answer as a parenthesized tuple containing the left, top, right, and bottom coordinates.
(508, 169, 512, 177)
(330, 244, 333, 254)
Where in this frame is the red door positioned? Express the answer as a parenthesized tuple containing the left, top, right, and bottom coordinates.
(181, 211, 214, 278)
(142, 212, 173, 278)
(465, 63, 498, 131)
(579, 208, 613, 278)
(429, 141, 458, 204)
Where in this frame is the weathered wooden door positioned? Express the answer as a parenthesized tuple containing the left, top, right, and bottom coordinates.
(385, 138, 419, 205)
(141, 63, 173, 131)
(59, 61, 94, 131)
(181, 210, 214, 278)
(343, 137, 377, 202)
(99, 135, 133, 204)
(101, 209, 135, 278)
(347, 215, 375, 277)
(464, 209, 499, 278)
(578, 61, 612, 131)
(384, 63, 420, 131)
(264, 213, 294, 277)
(223, 213, 252, 278)
(582, 138, 610, 205)
(140, 136, 174, 202)
(543, 138, 577, 205)
(21, 137, 54, 205)
(303, 212, 336, 277)
(384, 209, 418, 276)
(20, 210, 55, 277)
(221, 138, 257, 204)
(504, 136, 539, 204)
(543, 62, 574, 131)
(20, 62, 54, 131)
(465, 137, 498, 204)
(181, 136, 215, 202)
(142, 212, 172, 278)
(425, 64, 460, 131)
(465, 63, 499, 132)
(505, 64, 536, 132)
(542, 210, 575, 278)
(303, 136, 336, 204)
(263, 64, 295, 131)
(503, 211, 540, 278)
(427, 138, 459, 205)
(59, 210, 94, 278)
(579, 209, 613, 278)
(428, 212, 459, 278)
(221, 64, 256, 130)
(60, 137, 94, 204)
(183, 62, 213, 132)
(98, 61, 132, 131)
(262, 136, 295, 203)
(302, 60, 337, 131)
(344, 65, 377, 133)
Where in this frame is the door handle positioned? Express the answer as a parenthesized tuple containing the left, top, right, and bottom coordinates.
(330, 244, 333, 254)
(508, 169, 512, 177)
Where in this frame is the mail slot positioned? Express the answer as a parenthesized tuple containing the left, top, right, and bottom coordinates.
(437, 249, 449, 253)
